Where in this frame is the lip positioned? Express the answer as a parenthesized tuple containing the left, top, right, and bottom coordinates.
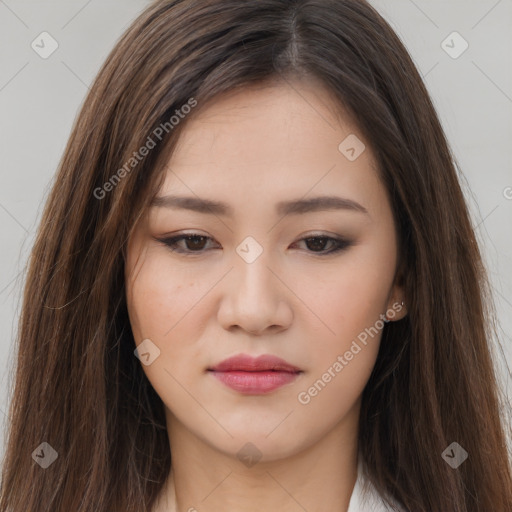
(207, 354, 303, 394)
(209, 354, 302, 373)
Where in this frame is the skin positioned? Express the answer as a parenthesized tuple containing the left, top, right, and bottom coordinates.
(125, 77, 407, 512)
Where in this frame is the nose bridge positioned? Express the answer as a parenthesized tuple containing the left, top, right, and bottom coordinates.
(233, 238, 277, 305)
(218, 237, 292, 333)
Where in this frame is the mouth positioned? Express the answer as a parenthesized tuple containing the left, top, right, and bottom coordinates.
(207, 353, 303, 395)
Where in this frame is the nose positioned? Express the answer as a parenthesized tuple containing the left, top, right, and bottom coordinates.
(217, 249, 293, 335)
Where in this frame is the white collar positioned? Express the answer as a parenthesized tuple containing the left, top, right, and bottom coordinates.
(347, 457, 403, 512)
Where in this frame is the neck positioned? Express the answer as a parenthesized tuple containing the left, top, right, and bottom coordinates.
(156, 404, 361, 512)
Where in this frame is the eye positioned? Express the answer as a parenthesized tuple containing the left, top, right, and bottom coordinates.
(155, 233, 353, 256)
(157, 233, 217, 254)
(293, 235, 352, 254)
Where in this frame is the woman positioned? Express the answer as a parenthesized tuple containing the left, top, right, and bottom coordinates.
(0, 0, 510, 511)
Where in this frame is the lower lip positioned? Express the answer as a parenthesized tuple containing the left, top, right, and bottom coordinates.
(209, 370, 300, 394)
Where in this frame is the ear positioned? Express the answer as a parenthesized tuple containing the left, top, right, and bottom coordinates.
(385, 289, 407, 321)
(385, 267, 407, 322)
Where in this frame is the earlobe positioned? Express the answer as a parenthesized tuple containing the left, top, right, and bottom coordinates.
(385, 262, 408, 321)
(397, 299, 407, 319)
(384, 298, 407, 322)
(384, 276, 407, 321)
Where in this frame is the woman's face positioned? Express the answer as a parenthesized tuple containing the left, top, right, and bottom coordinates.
(125, 78, 406, 462)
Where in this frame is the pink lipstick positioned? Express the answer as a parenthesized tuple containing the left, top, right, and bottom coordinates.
(208, 354, 302, 394)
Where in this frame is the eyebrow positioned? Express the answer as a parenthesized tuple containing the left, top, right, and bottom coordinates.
(150, 194, 369, 217)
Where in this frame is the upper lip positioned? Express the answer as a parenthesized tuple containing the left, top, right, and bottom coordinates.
(208, 354, 302, 373)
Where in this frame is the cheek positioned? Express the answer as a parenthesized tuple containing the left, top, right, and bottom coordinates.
(125, 256, 232, 445)
(293, 276, 386, 426)
(125, 251, 212, 395)
(126, 250, 199, 340)
(298, 254, 394, 357)
(294, 244, 395, 406)
(297, 284, 383, 402)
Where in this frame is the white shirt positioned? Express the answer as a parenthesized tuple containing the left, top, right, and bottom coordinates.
(347, 457, 405, 512)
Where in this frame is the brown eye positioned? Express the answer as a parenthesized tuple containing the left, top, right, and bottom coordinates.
(295, 236, 352, 255)
(156, 233, 352, 256)
(158, 234, 216, 253)
(181, 235, 209, 251)
(304, 237, 331, 252)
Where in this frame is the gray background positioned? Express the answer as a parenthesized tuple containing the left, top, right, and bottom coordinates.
(1, 0, 511, 460)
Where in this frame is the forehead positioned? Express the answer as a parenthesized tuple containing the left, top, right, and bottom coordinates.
(170, 79, 363, 165)
(156, 79, 386, 218)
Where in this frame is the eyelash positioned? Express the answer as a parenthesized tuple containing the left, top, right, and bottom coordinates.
(155, 233, 353, 256)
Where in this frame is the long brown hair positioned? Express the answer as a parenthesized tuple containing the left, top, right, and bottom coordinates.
(1, 1, 510, 510)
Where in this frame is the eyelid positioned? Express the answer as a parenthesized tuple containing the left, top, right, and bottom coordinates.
(156, 232, 218, 254)
(155, 231, 353, 256)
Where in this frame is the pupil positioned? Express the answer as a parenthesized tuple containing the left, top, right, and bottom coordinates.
(183, 236, 330, 252)
(307, 237, 327, 251)
(187, 236, 205, 250)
